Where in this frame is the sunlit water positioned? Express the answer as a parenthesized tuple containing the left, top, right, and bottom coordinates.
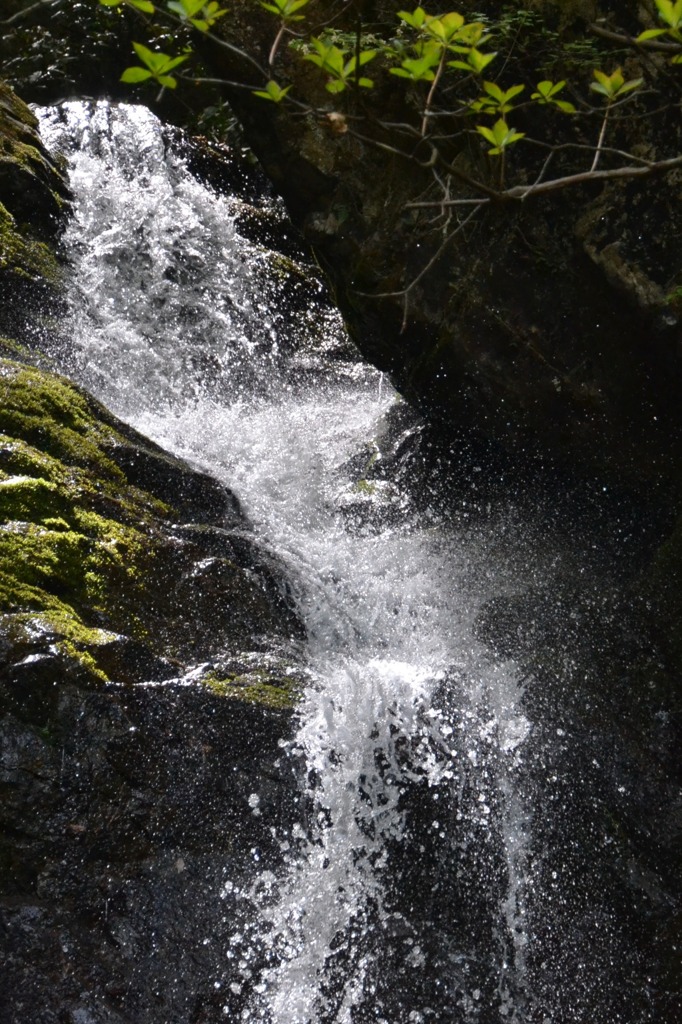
(37, 101, 648, 1024)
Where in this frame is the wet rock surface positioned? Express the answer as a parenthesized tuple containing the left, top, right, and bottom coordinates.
(0, 47, 680, 1021)
(3, 4, 682, 493)
(0, 680, 302, 1024)
(0, 78, 72, 336)
(0, 356, 306, 1023)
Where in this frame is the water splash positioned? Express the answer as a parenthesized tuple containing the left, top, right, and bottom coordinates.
(37, 100, 645, 1024)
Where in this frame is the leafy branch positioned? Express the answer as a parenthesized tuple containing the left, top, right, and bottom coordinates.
(92, 0, 682, 308)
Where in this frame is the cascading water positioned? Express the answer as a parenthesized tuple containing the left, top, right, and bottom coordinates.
(37, 101, 653, 1024)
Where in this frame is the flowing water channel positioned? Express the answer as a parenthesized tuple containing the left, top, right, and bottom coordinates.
(37, 101, 654, 1024)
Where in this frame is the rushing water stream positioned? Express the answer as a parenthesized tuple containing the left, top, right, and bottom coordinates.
(37, 101, 655, 1024)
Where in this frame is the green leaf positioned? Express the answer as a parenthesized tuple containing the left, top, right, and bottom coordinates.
(424, 12, 465, 44)
(124, 43, 188, 87)
(167, 0, 226, 25)
(390, 55, 437, 81)
(260, 0, 309, 20)
(532, 79, 565, 100)
(531, 79, 575, 111)
(475, 117, 524, 154)
(655, 0, 682, 29)
(636, 27, 668, 40)
(618, 77, 643, 94)
(132, 41, 164, 70)
(357, 49, 378, 67)
(120, 66, 153, 82)
(482, 80, 504, 101)
(467, 48, 497, 73)
(100, 0, 156, 8)
(168, 0, 203, 14)
(475, 124, 497, 146)
(590, 67, 641, 101)
(449, 48, 496, 74)
(305, 38, 346, 75)
(253, 79, 292, 102)
(397, 7, 428, 29)
(160, 53, 190, 72)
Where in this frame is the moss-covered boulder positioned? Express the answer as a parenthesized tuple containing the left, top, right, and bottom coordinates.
(0, 355, 304, 696)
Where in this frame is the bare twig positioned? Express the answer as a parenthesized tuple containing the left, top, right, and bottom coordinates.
(268, 22, 288, 67)
(356, 202, 484, 324)
(1, 0, 59, 24)
(421, 48, 448, 136)
(589, 21, 682, 54)
(590, 102, 610, 172)
(406, 153, 682, 208)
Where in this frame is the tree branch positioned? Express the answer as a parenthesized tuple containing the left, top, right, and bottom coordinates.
(589, 21, 682, 54)
(406, 154, 682, 208)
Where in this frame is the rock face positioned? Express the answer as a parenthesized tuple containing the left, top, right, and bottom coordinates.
(0, 681, 302, 1024)
(0, 14, 681, 1015)
(0, 356, 304, 685)
(0, 79, 72, 336)
(0, 81, 307, 1023)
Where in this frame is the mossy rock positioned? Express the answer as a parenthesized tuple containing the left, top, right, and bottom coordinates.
(0, 79, 70, 230)
(0, 356, 304, 702)
(203, 665, 305, 711)
(0, 79, 71, 340)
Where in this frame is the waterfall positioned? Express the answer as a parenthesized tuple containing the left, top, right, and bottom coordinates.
(37, 101, 651, 1024)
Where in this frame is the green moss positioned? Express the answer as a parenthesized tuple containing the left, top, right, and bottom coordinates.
(355, 478, 376, 495)
(0, 202, 62, 284)
(0, 358, 177, 683)
(0, 336, 30, 359)
(0, 361, 127, 479)
(203, 670, 301, 710)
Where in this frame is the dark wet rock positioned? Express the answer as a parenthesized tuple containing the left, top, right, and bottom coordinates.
(0, 77, 70, 235)
(0, 78, 72, 338)
(0, 680, 303, 1024)
(188, 0, 682, 499)
(0, 197, 306, 1021)
(4, 5, 682, 495)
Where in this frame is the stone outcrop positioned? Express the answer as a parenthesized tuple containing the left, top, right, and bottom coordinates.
(0, 79, 72, 336)
(0, 354, 304, 686)
(0, 79, 307, 1023)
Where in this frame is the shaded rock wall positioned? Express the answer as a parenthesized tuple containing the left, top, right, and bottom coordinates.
(0, 79, 72, 337)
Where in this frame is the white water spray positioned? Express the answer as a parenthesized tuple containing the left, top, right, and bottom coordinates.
(36, 100, 612, 1024)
